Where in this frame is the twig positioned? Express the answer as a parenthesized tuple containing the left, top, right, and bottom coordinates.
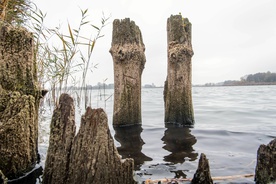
(212, 173, 254, 180)
(144, 173, 254, 184)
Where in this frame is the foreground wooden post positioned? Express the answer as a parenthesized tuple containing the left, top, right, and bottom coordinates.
(43, 94, 76, 184)
(164, 15, 194, 126)
(110, 18, 146, 126)
(255, 138, 276, 184)
(43, 94, 136, 184)
(0, 22, 42, 179)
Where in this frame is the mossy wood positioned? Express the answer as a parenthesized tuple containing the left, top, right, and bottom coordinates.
(110, 18, 146, 126)
(42, 94, 76, 184)
(164, 15, 194, 125)
(0, 22, 43, 179)
(191, 153, 213, 184)
(43, 94, 136, 184)
(255, 138, 276, 184)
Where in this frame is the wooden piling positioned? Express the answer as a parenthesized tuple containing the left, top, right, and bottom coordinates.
(43, 94, 76, 184)
(43, 94, 137, 184)
(164, 15, 194, 126)
(110, 18, 146, 126)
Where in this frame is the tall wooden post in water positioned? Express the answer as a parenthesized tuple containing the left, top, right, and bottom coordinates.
(164, 15, 194, 126)
(110, 18, 146, 126)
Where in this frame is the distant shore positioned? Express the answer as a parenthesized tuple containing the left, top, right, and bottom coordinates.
(194, 82, 276, 87)
(54, 82, 276, 91)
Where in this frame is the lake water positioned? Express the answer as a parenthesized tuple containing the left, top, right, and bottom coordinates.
(38, 85, 276, 183)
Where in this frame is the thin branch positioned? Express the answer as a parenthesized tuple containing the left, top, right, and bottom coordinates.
(144, 174, 255, 184)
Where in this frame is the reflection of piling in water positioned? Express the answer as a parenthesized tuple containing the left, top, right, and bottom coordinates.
(110, 18, 146, 126)
(114, 125, 152, 170)
(162, 125, 197, 164)
(164, 15, 194, 125)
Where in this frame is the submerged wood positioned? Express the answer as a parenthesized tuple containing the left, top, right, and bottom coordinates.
(0, 22, 43, 179)
(164, 15, 194, 125)
(191, 153, 213, 184)
(8, 166, 43, 184)
(255, 138, 276, 184)
(0, 170, 7, 184)
(43, 94, 136, 184)
(110, 18, 146, 126)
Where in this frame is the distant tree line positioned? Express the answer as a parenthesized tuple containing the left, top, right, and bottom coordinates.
(226, 71, 276, 86)
(204, 71, 276, 86)
(243, 71, 276, 83)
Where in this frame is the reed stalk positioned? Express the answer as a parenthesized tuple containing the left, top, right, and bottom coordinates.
(1, 0, 111, 110)
(28, 6, 109, 107)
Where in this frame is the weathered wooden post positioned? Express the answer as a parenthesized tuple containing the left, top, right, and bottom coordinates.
(110, 18, 146, 126)
(43, 94, 76, 184)
(255, 138, 276, 184)
(164, 15, 194, 126)
(0, 22, 42, 179)
(67, 108, 136, 184)
(43, 94, 136, 184)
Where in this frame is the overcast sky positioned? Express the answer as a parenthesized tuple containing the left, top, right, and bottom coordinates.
(33, 0, 276, 86)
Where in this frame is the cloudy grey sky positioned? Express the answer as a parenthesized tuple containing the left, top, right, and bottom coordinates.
(33, 0, 276, 86)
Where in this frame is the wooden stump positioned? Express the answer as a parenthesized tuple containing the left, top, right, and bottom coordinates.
(67, 108, 136, 184)
(191, 153, 213, 184)
(43, 94, 136, 184)
(0, 22, 42, 179)
(43, 94, 76, 184)
(164, 15, 194, 126)
(110, 18, 146, 126)
(255, 138, 276, 184)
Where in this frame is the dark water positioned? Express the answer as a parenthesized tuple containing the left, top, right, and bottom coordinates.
(38, 85, 276, 183)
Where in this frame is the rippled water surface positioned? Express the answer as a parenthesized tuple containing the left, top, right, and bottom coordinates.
(38, 85, 276, 183)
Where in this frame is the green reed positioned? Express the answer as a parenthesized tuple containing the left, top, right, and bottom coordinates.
(29, 6, 109, 108)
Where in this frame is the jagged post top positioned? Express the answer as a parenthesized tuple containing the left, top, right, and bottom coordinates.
(111, 18, 145, 48)
(167, 14, 193, 56)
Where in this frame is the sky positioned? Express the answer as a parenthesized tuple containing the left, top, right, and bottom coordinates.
(32, 0, 276, 86)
